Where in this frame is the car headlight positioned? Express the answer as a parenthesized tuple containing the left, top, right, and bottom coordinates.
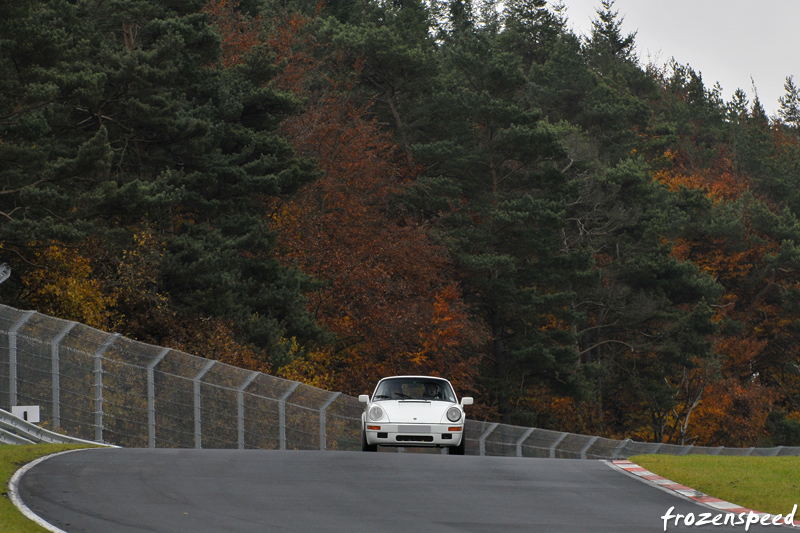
(368, 406, 385, 421)
(446, 406, 462, 422)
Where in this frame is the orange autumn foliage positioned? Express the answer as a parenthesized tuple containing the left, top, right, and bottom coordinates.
(653, 149, 750, 203)
(690, 377, 775, 447)
(20, 240, 115, 330)
(515, 388, 591, 435)
(161, 316, 272, 374)
(714, 336, 767, 380)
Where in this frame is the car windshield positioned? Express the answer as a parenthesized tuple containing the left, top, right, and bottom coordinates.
(373, 378, 456, 402)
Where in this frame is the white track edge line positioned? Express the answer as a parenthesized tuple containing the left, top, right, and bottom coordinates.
(8, 448, 97, 533)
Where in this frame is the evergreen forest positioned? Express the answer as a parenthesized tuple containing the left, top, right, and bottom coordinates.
(5, 0, 800, 447)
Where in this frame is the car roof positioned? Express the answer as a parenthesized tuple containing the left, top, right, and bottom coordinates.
(376, 375, 452, 383)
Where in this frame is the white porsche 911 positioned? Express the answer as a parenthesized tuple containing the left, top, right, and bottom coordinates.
(358, 376, 473, 454)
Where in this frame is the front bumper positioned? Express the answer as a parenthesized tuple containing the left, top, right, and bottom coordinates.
(364, 423, 464, 447)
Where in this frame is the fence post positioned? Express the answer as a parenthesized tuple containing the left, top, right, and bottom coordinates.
(147, 348, 170, 448)
(611, 438, 630, 460)
(94, 333, 120, 443)
(50, 322, 76, 430)
(279, 382, 300, 450)
(679, 444, 694, 455)
(651, 443, 663, 455)
(516, 428, 535, 457)
(193, 361, 216, 449)
(237, 371, 259, 450)
(319, 392, 341, 451)
(478, 423, 499, 456)
(580, 436, 599, 460)
(7, 310, 35, 408)
(549, 432, 568, 458)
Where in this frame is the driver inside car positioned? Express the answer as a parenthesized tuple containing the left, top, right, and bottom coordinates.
(423, 383, 440, 400)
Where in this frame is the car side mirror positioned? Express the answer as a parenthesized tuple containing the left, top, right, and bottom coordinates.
(358, 395, 370, 403)
(461, 397, 473, 406)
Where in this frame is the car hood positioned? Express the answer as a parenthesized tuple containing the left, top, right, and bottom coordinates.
(375, 400, 455, 423)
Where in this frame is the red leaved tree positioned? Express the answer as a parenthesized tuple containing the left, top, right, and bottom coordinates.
(205, 2, 487, 400)
(203, 0, 262, 67)
(274, 87, 485, 397)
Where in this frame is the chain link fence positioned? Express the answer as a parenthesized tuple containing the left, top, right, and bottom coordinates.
(1, 304, 798, 458)
(0, 305, 362, 451)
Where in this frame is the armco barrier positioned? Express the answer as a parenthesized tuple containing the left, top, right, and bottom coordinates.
(1, 304, 797, 458)
(0, 408, 112, 446)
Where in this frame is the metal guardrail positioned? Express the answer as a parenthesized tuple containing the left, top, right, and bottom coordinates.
(0, 408, 110, 446)
(1, 304, 797, 458)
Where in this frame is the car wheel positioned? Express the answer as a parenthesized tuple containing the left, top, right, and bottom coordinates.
(448, 437, 466, 455)
(361, 429, 377, 452)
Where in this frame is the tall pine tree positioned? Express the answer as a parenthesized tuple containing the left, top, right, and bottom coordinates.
(0, 0, 326, 366)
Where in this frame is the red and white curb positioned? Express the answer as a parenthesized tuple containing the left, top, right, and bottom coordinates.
(608, 459, 800, 527)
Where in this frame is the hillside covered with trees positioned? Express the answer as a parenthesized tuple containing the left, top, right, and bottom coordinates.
(4, 0, 800, 447)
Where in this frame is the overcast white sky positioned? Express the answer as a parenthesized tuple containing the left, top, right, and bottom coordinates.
(556, 0, 798, 117)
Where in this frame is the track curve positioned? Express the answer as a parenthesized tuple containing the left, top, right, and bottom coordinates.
(17, 448, 780, 532)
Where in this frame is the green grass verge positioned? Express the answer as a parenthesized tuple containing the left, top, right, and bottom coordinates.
(0, 443, 99, 533)
(631, 454, 800, 517)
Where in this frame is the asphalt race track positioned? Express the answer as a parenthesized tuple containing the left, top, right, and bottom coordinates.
(17, 449, 785, 532)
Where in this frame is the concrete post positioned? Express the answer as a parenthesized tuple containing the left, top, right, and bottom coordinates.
(319, 392, 341, 451)
(7, 310, 35, 407)
(147, 348, 170, 448)
(93, 334, 120, 443)
(50, 321, 77, 430)
(279, 382, 300, 450)
(193, 361, 216, 449)
(237, 372, 259, 450)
